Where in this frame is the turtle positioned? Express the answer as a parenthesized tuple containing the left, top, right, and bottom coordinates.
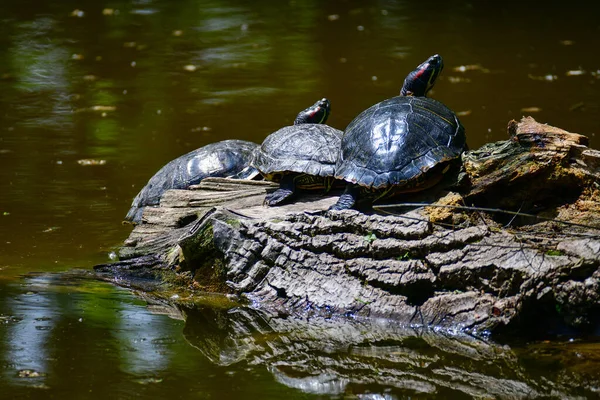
(330, 54, 466, 211)
(125, 139, 259, 223)
(252, 98, 343, 206)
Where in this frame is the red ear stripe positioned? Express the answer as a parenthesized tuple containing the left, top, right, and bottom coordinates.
(414, 66, 426, 79)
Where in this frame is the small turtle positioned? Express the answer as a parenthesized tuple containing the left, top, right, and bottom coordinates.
(252, 98, 343, 205)
(125, 139, 259, 223)
(330, 54, 466, 210)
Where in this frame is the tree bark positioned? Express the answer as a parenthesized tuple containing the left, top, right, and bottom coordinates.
(95, 117, 600, 335)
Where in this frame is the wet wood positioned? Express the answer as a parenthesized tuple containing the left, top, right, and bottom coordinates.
(96, 117, 600, 336)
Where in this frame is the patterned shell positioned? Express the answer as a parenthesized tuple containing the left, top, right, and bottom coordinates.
(253, 124, 343, 178)
(335, 96, 465, 189)
(126, 139, 258, 222)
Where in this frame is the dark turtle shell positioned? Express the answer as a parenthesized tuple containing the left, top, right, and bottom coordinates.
(253, 124, 343, 183)
(335, 95, 465, 190)
(125, 139, 259, 223)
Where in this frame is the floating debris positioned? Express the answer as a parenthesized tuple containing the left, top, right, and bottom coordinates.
(446, 76, 472, 84)
(130, 8, 158, 15)
(74, 106, 116, 114)
(70, 9, 85, 18)
(77, 159, 107, 166)
(559, 40, 575, 46)
(172, 30, 183, 36)
(357, 25, 365, 31)
(123, 41, 137, 48)
(42, 227, 60, 233)
(71, 54, 84, 61)
(566, 70, 586, 76)
(91, 105, 116, 112)
(453, 64, 490, 73)
(191, 126, 211, 132)
(528, 74, 558, 82)
(133, 377, 163, 385)
(82, 75, 97, 81)
(569, 102, 585, 112)
(102, 8, 116, 16)
(17, 370, 45, 378)
(456, 110, 472, 117)
(328, 14, 340, 21)
(3, 212, 9, 216)
(183, 65, 197, 72)
(520, 107, 542, 113)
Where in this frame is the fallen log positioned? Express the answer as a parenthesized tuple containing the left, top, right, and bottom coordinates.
(95, 117, 600, 336)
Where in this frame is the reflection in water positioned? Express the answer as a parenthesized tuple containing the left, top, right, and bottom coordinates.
(0, 272, 598, 398)
(182, 305, 600, 399)
(11, 17, 73, 130)
(114, 305, 175, 375)
(5, 286, 54, 381)
(0, 273, 183, 394)
(0, 273, 316, 399)
(0, 0, 600, 398)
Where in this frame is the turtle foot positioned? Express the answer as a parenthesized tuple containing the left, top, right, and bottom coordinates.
(265, 188, 294, 206)
(328, 184, 358, 211)
(328, 193, 355, 211)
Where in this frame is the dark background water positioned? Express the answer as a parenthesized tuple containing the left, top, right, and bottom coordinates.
(0, 1, 599, 398)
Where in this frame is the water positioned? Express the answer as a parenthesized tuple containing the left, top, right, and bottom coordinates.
(0, 0, 599, 398)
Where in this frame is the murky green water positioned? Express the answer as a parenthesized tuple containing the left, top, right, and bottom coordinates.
(1, 0, 599, 398)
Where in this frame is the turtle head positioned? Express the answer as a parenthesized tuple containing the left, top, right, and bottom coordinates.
(294, 98, 330, 125)
(400, 54, 443, 97)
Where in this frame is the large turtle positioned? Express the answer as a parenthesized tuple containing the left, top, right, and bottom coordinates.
(330, 54, 466, 210)
(125, 139, 259, 223)
(252, 98, 343, 206)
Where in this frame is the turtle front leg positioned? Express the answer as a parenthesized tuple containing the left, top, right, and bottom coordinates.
(329, 184, 359, 211)
(265, 174, 296, 206)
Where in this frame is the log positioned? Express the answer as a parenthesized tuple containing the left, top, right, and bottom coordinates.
(95, 117, 600, 336)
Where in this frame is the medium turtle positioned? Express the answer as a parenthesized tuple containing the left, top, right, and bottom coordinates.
(330, 54, 466, 210)
(125, 139, 259, 223)
(252, 98, 343, 205)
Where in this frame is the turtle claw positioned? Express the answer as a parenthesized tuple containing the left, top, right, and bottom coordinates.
(328, 194, 354, 211)
(265, 175, 296, 206)
(265, 188, 294, 206)
(328, 184, 358, 211)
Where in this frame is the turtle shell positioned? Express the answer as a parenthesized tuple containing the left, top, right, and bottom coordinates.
(253, 124, 343, 180)
(125, 139, 259, 222)
(335, 96, 465, 190)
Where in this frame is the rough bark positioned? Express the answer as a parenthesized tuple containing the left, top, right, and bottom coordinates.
(95, 117, 600, 336)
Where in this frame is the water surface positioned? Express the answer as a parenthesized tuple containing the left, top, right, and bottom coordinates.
(1, 1, 599, 398)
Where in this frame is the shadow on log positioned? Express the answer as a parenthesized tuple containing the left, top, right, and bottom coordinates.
(95, 117, 600, 338)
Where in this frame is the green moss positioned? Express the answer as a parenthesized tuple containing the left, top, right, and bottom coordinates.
(225, 218, 241, 229)
(363, 232, 377, 244)
(546, 249, 564, 256)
